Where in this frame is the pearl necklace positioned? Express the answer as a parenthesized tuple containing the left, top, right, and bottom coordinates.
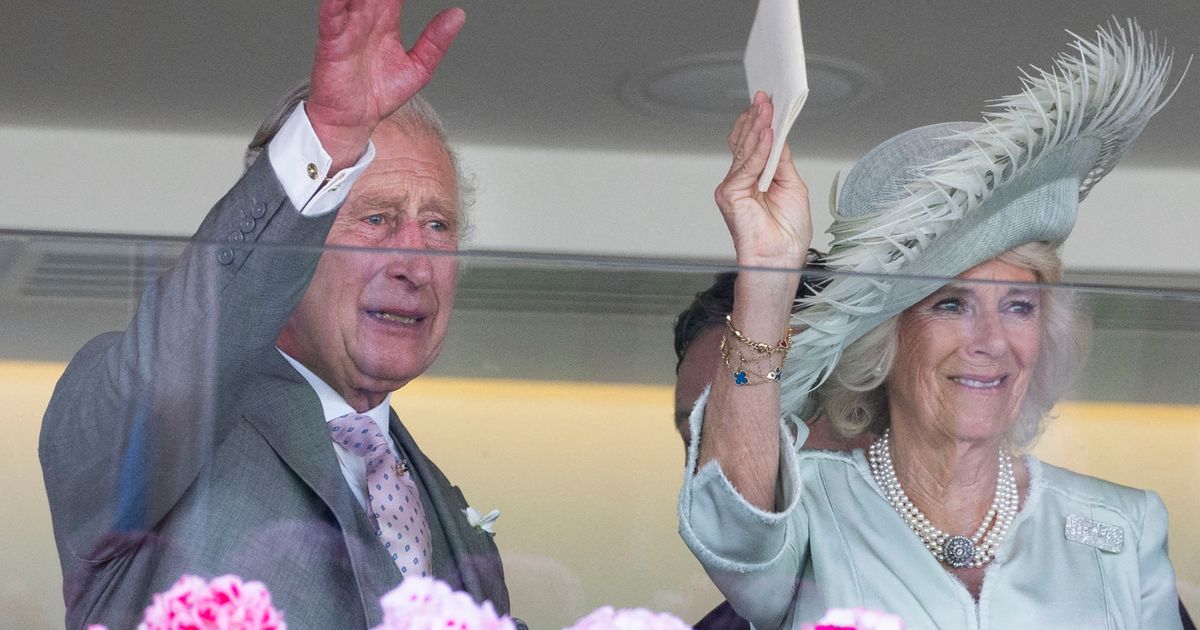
(867, 429, 1018, 569)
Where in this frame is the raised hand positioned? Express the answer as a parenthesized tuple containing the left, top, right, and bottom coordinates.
(306, 0, 466, 170)
(715, 92, 812, 269)
(697, 93, 812, 509)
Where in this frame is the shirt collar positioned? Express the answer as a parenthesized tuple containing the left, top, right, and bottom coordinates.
(277, 348, 392, 432)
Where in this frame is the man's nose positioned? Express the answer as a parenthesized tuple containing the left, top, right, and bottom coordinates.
(381, 222, 434, 287)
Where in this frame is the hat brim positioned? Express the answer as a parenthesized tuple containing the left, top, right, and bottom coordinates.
(778, 19, 1176, 420)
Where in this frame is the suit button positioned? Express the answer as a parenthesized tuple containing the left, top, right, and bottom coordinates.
(218, 248, 235, 265)
(228, 231, 244, 243)
(250, 202, 267, 219)
(239, 217, 256, 233)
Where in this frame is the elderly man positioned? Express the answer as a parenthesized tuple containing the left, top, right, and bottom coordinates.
(38, 1, 509, 628)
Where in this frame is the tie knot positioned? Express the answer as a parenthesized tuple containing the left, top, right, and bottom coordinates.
(328, 413, 388, 459)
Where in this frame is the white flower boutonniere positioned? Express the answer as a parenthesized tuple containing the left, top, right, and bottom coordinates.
(463, 507, 501, 535)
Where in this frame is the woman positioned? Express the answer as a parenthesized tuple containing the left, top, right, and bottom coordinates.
(678, 21, 1184, 629)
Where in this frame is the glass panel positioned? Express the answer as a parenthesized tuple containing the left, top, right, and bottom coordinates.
(3, 230, 1197, 627)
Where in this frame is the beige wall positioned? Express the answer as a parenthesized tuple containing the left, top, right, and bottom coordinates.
(7, 362, 1198, 628)
(4, 124, 1200, 272)
(2, 362, 66, 628)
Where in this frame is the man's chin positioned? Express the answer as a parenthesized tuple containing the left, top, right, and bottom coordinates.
(352, 358, 428, 393)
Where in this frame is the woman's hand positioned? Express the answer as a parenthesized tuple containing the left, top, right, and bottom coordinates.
(716, 92, 812, 269)
(694, 93, 811, 510)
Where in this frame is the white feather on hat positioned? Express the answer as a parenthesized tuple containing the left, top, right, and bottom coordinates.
(780, 18, 1186, 421)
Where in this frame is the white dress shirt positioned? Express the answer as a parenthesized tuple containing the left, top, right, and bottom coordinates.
(269, 105, 394, 511)
(268, 103, 376, 217)
(278, 349, 398, 511)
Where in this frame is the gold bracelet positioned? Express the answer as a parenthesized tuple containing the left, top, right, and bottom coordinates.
(724, 314, 792, 355)
(721, 332, 787, 386)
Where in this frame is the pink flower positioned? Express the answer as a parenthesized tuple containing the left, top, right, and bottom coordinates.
(374, 576, 516, 630)
(801, 608, 905, 630)
(135, 574, 286, 630)
(565, 606, 692, 630)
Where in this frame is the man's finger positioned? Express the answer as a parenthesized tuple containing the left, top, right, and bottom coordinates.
(319, 0, 351, 19)
(408, 8, 466, 75)
(317, 0, 352, 38)
(379, 0, 403, 30)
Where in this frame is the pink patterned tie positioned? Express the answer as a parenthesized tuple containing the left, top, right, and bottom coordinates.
(329, 413, 431, 577)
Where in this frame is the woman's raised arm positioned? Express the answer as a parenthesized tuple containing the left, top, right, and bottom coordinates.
(696, 91, 812, 511)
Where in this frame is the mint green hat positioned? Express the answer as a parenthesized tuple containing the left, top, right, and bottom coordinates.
(780, 19, 1182, 419)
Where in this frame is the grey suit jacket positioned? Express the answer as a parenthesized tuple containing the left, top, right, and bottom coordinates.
(39, 152, 508, 629)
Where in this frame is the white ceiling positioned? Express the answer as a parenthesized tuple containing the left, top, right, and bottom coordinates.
(4, 1, 1197, 164)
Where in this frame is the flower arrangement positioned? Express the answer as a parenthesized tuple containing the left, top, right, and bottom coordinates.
(801, 607, 905, 630)
(87, 574, 286, 630)
(374, 576, 515, 630)
(565, 606, 692, 630)
(89, 571, 903, 630)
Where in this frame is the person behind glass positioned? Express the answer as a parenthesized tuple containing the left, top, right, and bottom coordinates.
(678, 21, 1187, 629)
(676, 279, 1199, 630)
(39, 2, 516, 629)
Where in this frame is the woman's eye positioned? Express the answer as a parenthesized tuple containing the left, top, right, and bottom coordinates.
(365, 214, 384, 226)
(932, 298, 963, 313)
(1007, 300, 1037, 316)
(428, 220, 449, 233)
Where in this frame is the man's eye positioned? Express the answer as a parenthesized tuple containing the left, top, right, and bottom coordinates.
(428, 220, 449, 233)
(365, 215, 384, 226)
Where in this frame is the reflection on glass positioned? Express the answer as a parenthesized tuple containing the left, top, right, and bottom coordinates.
(1, 233, 1197, 628)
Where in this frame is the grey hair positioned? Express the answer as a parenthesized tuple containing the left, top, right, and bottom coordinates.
(813, 242, 1090, 450)
(243, 81, 476, 241)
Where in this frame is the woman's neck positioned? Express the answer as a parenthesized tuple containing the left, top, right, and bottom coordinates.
(888, 424, 1005, 536)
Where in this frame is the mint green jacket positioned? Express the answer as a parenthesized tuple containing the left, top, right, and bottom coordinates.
(679, 415, 1182, 630)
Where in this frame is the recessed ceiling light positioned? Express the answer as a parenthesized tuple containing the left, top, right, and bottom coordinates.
(618, 51, 880, 122)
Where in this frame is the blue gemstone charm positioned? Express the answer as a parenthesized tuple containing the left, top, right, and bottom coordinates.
(734, 371, 748, 385)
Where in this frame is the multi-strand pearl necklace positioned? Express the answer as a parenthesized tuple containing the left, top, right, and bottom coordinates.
(867, 429, 1018, 569)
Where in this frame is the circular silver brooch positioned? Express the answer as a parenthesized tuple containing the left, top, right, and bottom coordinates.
(943, 535, 976, 568)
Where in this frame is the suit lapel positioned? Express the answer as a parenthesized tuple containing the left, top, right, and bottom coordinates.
(242, 351, 404, 624)
(388, 410, 510, 612)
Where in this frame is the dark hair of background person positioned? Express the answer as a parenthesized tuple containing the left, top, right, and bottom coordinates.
(673, 249, 829, 371)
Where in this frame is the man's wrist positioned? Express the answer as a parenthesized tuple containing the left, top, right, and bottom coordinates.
(304, 104, 373, 172)
(268, 104, 376, 216)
